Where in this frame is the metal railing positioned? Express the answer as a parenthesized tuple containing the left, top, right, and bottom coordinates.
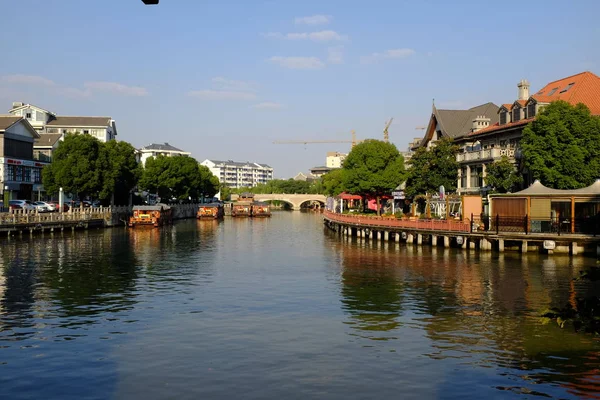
(323, 210, 470, 232)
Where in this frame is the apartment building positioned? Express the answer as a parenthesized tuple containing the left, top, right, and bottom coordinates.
(138, 142, 191, 166)
(201, 159, 273, 188)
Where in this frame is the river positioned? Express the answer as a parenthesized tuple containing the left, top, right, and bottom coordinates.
(1, 212, 599, 399)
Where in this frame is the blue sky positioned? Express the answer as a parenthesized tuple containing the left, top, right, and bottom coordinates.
(1, 0, 599, 178)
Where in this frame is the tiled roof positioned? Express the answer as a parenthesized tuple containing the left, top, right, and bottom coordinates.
(513, 100, 527, 107)
(436, 102, 500, 139)
(500, 103, 514, 111)
(210, 160, 272, 168)
(531, 71, 600, 114)
(467, 118, 534, 138)
(34, 134, 63, 147)
(142, 142, 187, 152)
(47, 116, 112, 127)
(0, 115, 22, 130)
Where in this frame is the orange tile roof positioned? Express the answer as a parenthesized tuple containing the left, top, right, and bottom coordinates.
(513, 100, 527, 107)
(467, 118, 534, 138)
(531, 71, 600, 114)
(500, 103, 513, 111)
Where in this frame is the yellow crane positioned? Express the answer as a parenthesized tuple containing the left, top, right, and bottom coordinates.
(273, 130, 361, 148)
(383, 118, 393, 142)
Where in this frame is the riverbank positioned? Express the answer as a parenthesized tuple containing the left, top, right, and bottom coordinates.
(323, 210, 600, 256)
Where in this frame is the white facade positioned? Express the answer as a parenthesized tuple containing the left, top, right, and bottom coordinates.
(201, 159, 273, 188)
(138, 143, 191, 166)
(326, 151, 347, 168)
(8, 103, 117, 143)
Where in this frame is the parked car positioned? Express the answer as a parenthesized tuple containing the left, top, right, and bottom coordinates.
(34, 201, 56, 212)
(48, 201, 69, 212)
(9, 200, 36, 211)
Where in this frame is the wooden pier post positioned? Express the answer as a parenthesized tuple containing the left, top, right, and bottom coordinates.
(443, 236, 450, 248)
(498, 239, 505, 252)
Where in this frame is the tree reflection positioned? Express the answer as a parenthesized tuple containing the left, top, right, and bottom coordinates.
(339, 244, 405, 340)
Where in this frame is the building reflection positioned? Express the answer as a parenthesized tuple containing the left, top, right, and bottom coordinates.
(329, 231, 600, 395)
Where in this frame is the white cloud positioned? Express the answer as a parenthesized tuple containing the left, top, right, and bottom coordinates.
(211, 77, 258, 92)
(269, 56, 325, 70)
(360, 48, 416, 64)
(84, 81, 149, 96)
(263, 30, 345, 42)
(252, 102, 284, 110)
(1, 74, 148, 98)
(2, 74, 57, 86)
(188, 90, 257, 100)
(295, 15, 331, 25)
(327, 46, 344, 64)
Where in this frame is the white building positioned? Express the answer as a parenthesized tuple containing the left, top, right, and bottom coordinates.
(326, 151, 347, 168)
(138, 143, 191, 166)
(201, 159, 273, 188)
(8, 102, 117, 142)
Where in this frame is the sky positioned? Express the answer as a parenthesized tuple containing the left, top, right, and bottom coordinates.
(1, 0, 599, 178)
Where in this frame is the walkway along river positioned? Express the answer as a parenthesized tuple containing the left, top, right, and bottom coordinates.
(1, 212, 600, 399)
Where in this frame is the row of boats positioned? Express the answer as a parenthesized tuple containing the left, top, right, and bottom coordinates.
(128, 200, 271, 228)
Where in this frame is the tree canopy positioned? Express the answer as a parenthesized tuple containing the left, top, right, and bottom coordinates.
(342, 139, 406, 214)
(102, 140, 141, 204)
(321, 169, 345, 196)
(405, 138, 459, 197)
(485, 156, 523, 193)
(232, 178, 323, 195)
(42, 133, 107, 200)
(521, 101, 600, 189)
(138, 155, 219, 201)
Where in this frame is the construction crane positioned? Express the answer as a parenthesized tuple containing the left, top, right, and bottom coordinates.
(383, 118, 393, 143)
(273, 130, 361, 148)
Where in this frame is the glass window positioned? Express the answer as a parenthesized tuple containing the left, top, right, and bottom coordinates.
(527, 103, 536, 118)
(513, 108, 521, 122)
(500, 111, 507, 125)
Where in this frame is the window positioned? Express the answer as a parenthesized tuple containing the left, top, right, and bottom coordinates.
(527, 103, 536, 118)
(560, 83, 575, 93)
(26, 112, 32, 119)
(63, 129, 68, 134)
(513, 107, 521, 122)
(500, 111, 507, 125)
(547, 87, 559, 96)
(83, 130, 89, 134)
(47, 128, 58, 133)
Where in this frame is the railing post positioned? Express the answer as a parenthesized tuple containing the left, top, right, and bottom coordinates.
(470, 213, 474, 233)
(496, 214, 499, 235)
(524, 214, 528, 235)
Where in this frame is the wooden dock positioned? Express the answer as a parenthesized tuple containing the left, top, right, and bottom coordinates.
(323, 210, 600, 256)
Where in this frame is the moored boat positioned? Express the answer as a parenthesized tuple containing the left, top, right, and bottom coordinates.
(197, 203, 224, 219)
(128, 204, 173, 228)
(251, 202, 271, 217)
(232, 203, 251, 217)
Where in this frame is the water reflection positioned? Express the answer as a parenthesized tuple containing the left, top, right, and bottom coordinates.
(329, 230, 600, 397)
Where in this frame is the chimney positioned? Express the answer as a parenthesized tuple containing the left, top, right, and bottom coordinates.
(472, 115, 491, 132)
(11, 102, 24, 109)
(517, 79, 530, 100)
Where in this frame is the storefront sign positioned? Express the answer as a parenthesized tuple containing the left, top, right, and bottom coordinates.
(392, 191, 405, 199)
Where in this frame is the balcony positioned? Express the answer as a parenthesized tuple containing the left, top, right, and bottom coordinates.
(456, 148, 515, 163)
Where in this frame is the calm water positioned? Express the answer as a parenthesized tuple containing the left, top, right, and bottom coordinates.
(1, 212, 600, 399)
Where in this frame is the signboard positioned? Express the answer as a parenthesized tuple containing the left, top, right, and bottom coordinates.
(543, 240, 556, 250)
(392, 191, 405, 199)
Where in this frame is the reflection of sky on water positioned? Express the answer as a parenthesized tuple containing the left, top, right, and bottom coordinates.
(0, 214, 599, 399)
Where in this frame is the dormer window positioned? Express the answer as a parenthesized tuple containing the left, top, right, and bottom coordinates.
(547, 87, 559, 96)
(527, 103, 536, 118)
(500, 111, 507, 125)
(513, 107, 521, 122)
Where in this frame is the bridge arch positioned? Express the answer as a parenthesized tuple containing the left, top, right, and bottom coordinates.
(252, 194, 327, 210)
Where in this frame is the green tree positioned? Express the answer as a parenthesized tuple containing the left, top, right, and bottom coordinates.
(485, 156, 523, 193)
(198, 165, 220, 199)
(321, 169, 345, 196)
(405, 138, 459, 197)
(342, 139, 406, 215)
(219, 183, 232, 201)
(521, 101, 600, 189)
(102, 140, 141, 204)
(42, 133, 106, 200)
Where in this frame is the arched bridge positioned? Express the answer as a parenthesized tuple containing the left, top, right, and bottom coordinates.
(252, 194, 326, 210)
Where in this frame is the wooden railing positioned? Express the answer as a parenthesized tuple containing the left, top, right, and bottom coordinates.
(323, 210, 470, 233)
(0, 207, 117, 226)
